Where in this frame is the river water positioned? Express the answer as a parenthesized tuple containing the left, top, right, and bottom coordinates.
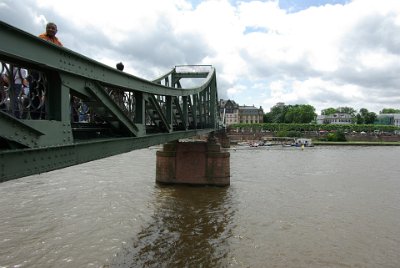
(0, 145, 400, 268)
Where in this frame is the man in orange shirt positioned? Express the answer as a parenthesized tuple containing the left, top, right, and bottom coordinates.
(38, 22, 63, 46)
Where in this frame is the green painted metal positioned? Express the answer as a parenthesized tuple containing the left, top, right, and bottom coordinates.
(85, 81, 139, 136)
(0, 21, 221, 182)
(0, 130, 213, 182)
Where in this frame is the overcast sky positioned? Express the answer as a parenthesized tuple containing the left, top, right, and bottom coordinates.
(1, 0, 400, 114)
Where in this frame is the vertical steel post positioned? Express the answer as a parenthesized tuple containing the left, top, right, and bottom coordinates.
(166, 95, 172, 131)
(183, 96, 188, 130)
(210, 76, 217, 128)
(192, 94, 198, 128)
(135, 92, 144, 124)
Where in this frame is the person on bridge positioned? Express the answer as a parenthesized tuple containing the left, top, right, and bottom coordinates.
(38, 22, 63, 46)
(116, 62, 124, 71)
(9, 67, 28, 118)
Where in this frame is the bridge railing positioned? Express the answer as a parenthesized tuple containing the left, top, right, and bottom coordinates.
(1, 63, 48, 120)
(0, 21, 221, 182)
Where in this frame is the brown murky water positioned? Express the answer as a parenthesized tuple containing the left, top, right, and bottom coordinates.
(1, 145, 400, 267)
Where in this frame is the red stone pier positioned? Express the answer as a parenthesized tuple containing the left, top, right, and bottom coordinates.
(156, 136, 230, 186)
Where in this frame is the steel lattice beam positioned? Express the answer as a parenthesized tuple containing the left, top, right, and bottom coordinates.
(0, 21, 221, 182)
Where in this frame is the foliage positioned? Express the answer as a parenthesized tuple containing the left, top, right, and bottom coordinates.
(336, 131, 347, 141)
(321, 107, 337, 115)
(263, 113, 273, 123)
(264, 103, 316, 123)
(337, 107, 357, 116)
(356, 108, 377, 124)
(264, 103, 288, 123)
(325, 133, 336, 141)
(276, 130, 302, 137)
(229, 123, 400, 133)
(325, 131, 347, 142)
(264, 105, 399, 126)
(380, 108, 400, 114)
(276, 130, 288, 137)
(286, 130, 302, 137)
(321, 106, 356, 116)
(284, 104, 316, 123)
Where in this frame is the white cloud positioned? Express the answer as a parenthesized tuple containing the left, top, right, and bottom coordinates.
(1, 0, 400, 114)
(227, 84, 246, 95)
(357, 49, 399, 70)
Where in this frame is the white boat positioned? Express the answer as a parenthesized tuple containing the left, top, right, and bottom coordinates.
(260, 141, 273, 146)
(292, 138, 313, 147)
(237, 141, 249, 146)
(249, 142, 259, 147)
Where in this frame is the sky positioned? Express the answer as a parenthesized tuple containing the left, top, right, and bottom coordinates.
(1, 0, 400, 114)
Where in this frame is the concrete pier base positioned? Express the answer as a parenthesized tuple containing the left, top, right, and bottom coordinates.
(156, 138, 230, 186)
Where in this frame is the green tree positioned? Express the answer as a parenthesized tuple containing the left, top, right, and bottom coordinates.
(321, 107, 336, 115)
(263, 113, 273, 123)
(356, 114, 364, 124)
(364, 112, 377, 124)
(380, 108, 400, 114)
(265, 104, 288, 123)
(284, 104, 316, 123)
(322, 106, 356, 116)
(337, 106, 356, 116)
(326, 130, 347, 141)
(356, 108, 377, 124)
(359, 108, 369, 117)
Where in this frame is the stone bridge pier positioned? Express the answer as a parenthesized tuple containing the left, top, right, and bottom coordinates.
(156, 133, 230, 186)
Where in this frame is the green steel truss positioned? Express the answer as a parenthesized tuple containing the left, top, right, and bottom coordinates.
(0, 21, 221, 182)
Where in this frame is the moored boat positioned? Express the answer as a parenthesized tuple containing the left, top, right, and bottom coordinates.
(292, 138, 313, 147)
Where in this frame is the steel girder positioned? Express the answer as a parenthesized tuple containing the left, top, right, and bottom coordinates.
(0, 21, 221, 182)
(0, 130, 214, 182)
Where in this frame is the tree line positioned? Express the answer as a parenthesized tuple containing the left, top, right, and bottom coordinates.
(230, 122, 400, 133)
(263, 104, 400, 124)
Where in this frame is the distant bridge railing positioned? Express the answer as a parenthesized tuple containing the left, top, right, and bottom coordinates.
(0, 21, 221, 182)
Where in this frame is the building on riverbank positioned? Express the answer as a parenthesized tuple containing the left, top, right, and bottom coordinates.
(375, 114, 400, 127)
(316, 113, 353, 124)
(219, 99, 264, 126)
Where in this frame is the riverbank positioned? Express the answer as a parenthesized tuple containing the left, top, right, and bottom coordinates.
(227, 131, 400, 146)
(313, 141, 400, 146)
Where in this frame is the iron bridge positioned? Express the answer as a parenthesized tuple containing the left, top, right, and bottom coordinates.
(0, 21, 221, 182)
